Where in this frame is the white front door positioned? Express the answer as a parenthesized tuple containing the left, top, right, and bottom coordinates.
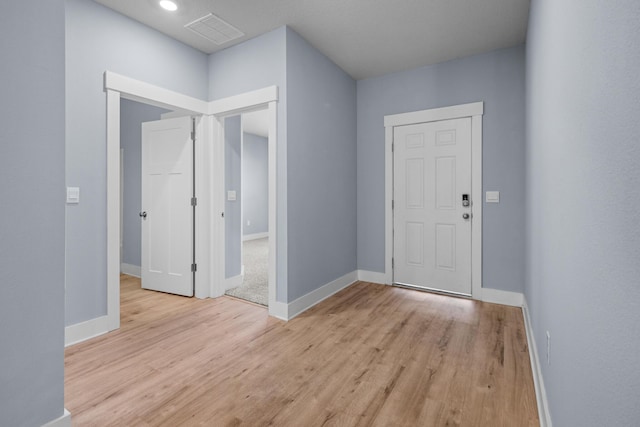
(141, 116, 194, 297)
(393, 118, 472, 295)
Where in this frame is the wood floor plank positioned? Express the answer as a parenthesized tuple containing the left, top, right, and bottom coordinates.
(65, 275, 539, 426)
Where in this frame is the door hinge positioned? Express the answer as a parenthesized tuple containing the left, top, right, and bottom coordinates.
(391, 142, 394, 152)
(392, 200, 394, 210)
(191, 263, 197, 272)
(392, 258, 394, 268)
(191, 197, 197, 206)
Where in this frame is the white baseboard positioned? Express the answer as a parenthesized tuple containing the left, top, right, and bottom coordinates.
(120, 263, 141, 278)
(481, 287, 524, 307)
(268, 300, 288, 321)
(42, 409, 71, 427)
(357, 270, 388, 285)
(522, 299, 552, 427)
(242, 232, 269, 241)
(225, 274, 243, 291)
(65, 315, 110, 347)
(286, 270, 358, 320)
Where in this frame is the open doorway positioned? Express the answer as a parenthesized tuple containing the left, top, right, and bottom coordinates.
(101, 72, 281, 334)
(223, 110, 269, 307)
(120, 99, 200, 311)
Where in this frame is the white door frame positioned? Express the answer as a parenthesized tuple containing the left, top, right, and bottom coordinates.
(208, 90, 279, 317)
(384, 102, 484, 300)
(105, 72, 210, 331)
(104, 71, 281, 332)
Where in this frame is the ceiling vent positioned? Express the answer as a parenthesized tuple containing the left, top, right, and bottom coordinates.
(184, 13, 244, 45)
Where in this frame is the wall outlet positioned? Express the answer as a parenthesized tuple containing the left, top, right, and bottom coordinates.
(546, 331, 551, 365)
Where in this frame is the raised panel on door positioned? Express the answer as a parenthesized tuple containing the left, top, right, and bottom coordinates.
(393, 117, 472, 295)
(141, 116, 193, 297)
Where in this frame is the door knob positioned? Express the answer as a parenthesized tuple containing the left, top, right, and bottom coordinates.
(462, 213, 470, 220)
(139, 211, 147, 219)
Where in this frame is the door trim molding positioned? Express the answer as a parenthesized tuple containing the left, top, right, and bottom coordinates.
(208, 90, 280, 318)
(105, 74, 209, 333)
(384, 102, 484, 300)
(104, 71, 281, 334)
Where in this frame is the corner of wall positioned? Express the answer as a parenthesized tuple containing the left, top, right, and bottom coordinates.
(480, 287, 524, 307)
(42, 409, 71, 427)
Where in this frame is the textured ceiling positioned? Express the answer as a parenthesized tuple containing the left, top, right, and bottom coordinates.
(95, 0, 530, 80)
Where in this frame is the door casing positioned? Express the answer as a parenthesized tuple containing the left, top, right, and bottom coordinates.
(103, 71, 281, 334)
(384, 102, 484, 300)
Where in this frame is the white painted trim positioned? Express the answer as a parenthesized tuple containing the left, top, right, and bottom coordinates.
(471, 115, 483, 300)
(384, 125, 394, 285)
(240, 125, 245, 274)
(243, 232, 269, 241)
(106, 89, 121, 332)
(104, 72, 208, 114)
(523, 299, 553, 427)
(120, 263, 141, 278)
(384, 102, 484, 299)
(384, 102, 483, 127)
(210, 115, 225, 298)
(65, 315, 110, 347)
(194, 116, 210, 299)
(357, 270, 388, 285)
(120, 148, 124, 265)
(286, 271, 358, 320)
(104, 73, 280, 336)
(42, 409, 71, 427)
(105, 73, 215, 334)
(481, 288, 524, 307)
(225, 274, 243, 291)
(208, 86, 278, 116)
(160, 110, 193, 120)
(269, 300, 288, 321)
(210, 96, 280, 320)
(266, 101, 279, 317)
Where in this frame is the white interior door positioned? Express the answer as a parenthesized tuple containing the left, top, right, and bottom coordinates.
(393, 118, 472, 295)
(141, 116, 193, 297)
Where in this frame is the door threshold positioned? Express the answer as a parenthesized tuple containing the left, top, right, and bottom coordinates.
(392, 282, 471, 299)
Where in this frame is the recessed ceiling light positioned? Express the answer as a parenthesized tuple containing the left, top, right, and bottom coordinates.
(159, 1, 178, 12)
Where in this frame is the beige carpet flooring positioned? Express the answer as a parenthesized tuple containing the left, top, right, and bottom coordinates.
(225, 237, 268, 306)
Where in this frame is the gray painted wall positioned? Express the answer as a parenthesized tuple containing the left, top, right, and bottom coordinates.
(0, 1, 66, 425)
(208, 27, 289, 299)
(120, 99, 168, 268)
(526, 1, 640, 425)
(210, 26, 357, 302)
(225, 115, 242, 278)
(286, 28, 357, 301)
(243, 133, 269, 236)
(65, 0, 208, 325)
(357, 46, 526, 293)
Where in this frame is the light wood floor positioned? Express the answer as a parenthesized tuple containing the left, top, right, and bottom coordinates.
(65, 275, 539, 426)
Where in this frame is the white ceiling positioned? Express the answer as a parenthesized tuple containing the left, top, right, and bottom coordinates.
(95, 0, 530, 80)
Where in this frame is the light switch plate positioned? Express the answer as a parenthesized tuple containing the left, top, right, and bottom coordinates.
(486, 191, 500, 203)
(227, 190, 237, 201)
(67, 187, 80, 204)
